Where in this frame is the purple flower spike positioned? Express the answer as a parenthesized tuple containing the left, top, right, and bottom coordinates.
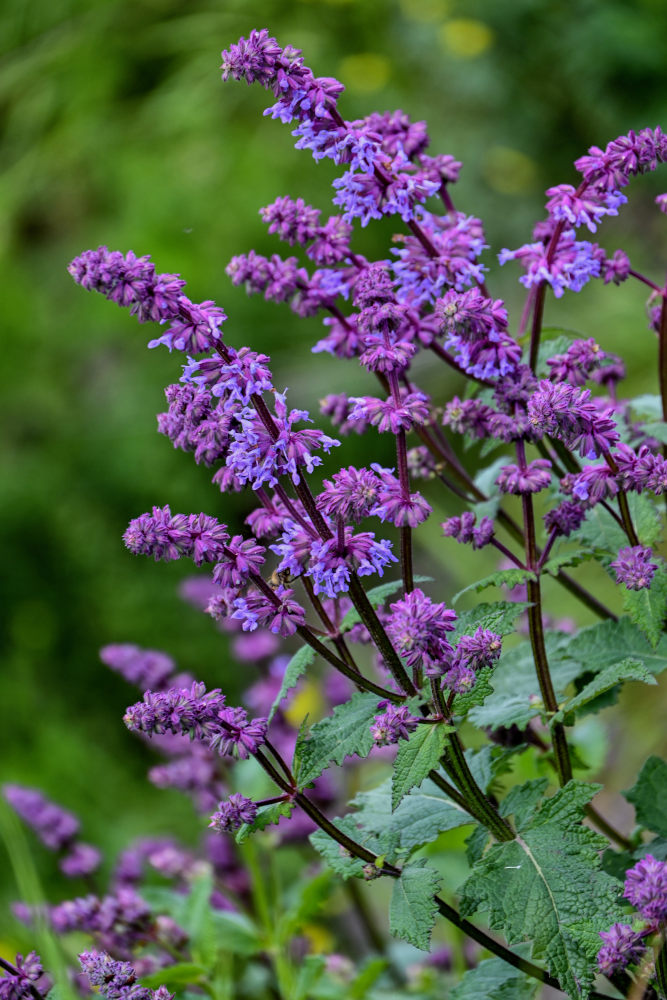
(99, 644, 175, 691)
(60, 843, 102, 878)
(123, 507, 228, 565)
(495, 460, 552, 495)
(611, 546, 658, 591)
(442, 512, 494, 549)
(386, 588, 456, 676)
(3, 784, 79, 851)
(0, 952, 48, 1000)
(370, 703, 419, 746)
(623, 854, 667, 924)
(78, 950, 173, 1000)
(209, 794, 258, 833)
(597, 923, 645, 974)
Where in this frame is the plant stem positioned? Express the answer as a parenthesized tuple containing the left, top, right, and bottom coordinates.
(443, 732, 515, 842)
(346, 574, 417, 696)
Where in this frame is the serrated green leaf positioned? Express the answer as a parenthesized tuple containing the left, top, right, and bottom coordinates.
(235, 800, 294, 843)
(566, 617, 667, 678)
(295, 692, 379, 789)
(268, 645, 315, 721)
(466, 745, 523, 795)
(573, 492, 662, 553)
(624, 756, 667, 837)
(450, 949, 539, 1000)
(389, 860, 442, 951)
(453, 601, 532, 640)
(351, 777, 472, 851)
(391, 723, 450, 810)
(140, 964, 206, 989)
(499, 779, 549, 831)
(452, 664, 496, 715)
(460, 781, 626, 999)
(621, 562, 667, 647)
(453, 569, 536, 604)
(468, 633, 582, 731)
(338, 575, 432, 632)
(552, 658, 656, 724)
(309, 814, 399, 878)
(543, 550, 595, 575)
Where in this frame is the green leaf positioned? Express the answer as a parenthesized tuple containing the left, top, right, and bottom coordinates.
(466, 745, 522, 795)
(552, 659, 656, 724)
(268, 645, 315, 721)
(453, 601, 532, 640)
(450, 950, 539, 1000)
(351, 777, 472, 851)
(453, 569, 536, 604)
(210, 910, 263, 956)
(460, 781, 626, 999)
(468, 633, 582, 731)
(294, 955, 325, 1000)
(181, 872, 215, 965)
(338, 575, 432, 632)
(573, 493, 662, 553)
(392, 723, 451, 810)
(499, 778, 549, 831)
(630, 393, 663, 421)
(349, 958, 388, 998)
(542, 550, 595, 576)
(624, 756, 667, 837)
(279, 871, 334, 941)
(389, 859, 442, 951)
(235, 800, 294, 843)
(565, 617, 667, 680)
(309, 814, 399, 878)
(621, 562, 667, 647)
(295, 692, 379, 789)
(140, 964, 206, 989)
(639, 421, 667, 444)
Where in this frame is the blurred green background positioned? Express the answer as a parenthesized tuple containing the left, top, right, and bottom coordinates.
(3, 0, 667, 940)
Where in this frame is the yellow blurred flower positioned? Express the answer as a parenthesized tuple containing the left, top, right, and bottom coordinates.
(283, 680, 324, 727)
(439, 19, 494, 58)
(337, 54, 391, 94)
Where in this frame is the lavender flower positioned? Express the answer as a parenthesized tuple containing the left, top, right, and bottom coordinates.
(0, 953, 48, 1000)
(228, 585, 307, 636)
(305, 530, 397, 597)
(442, 512, 494, 549)
(3, 785, 79, 851)
(316, 466, 382, 522)
(575, 127, 667, 191)
(386, 588, 456, 676)
(623, 854, 667, 924)
(209, 794, 258, 833)
(370, 703, 419, 746)
(99, 644, 175, 691)
(123, 682, 227, 740)
(78, 951, 172, 1000)
(545, 184, 626, 232)
(124, 507, 229, 565)
(597, 924, 646, 974)
(610, 547, 658, 591)
(495, 460, 552, 495)
(526, 380, 619, 457)
(60, 843, 102, 878)
(499, 231, 603, 297)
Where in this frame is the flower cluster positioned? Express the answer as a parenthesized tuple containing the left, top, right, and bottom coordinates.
(78, 951, 172, 1000)
(370, 703, 419, 746)
(0, 953, 48, 1000)
(3, 785, 101, 878)
(597, 854, 667, 974)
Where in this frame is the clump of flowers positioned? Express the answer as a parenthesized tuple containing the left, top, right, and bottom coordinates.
(6, 26, 667, 1000)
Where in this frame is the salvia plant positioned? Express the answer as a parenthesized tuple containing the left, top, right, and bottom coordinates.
(5, 25, 667, 1000)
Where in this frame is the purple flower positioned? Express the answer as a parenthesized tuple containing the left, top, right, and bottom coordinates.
(392, 209, 487, 305)
(371, 486, 432, 528)
(443, 397, 494, 438)
(307, 215, 353, 265)
(610, 547, 658, 591)
(316, 466, 382, 522)
(495, 460, 552, 495)
(212, 536, 266, 589)
(229, 585, 307, 637)
(454, 629, 502, 672)
(545, 184, 626, 232)
(209, 794, 258, 833)
(597, 924, 645, 974)
(575, 127, 667, 192)
(543, 501, 587, 537)
(306, 530, 397, 597)
(3, 785, 79, 851)
(207, 707, 268, 759)
(260, 196, 320, 245)
(320, 393, 370, 435)
(623, 854, 667, 924)
(123, 682, 227, 740)
(569, 464, 618, 504)
(123, 507, 229, 565)
(526, 380, 619, 457)
(157, 382, 236, 467)
(184, 347, 273, 404)
(656, 193, 667, 214)
(386, 588, 456, 676)
(442, 512, 494, 549)
(603, 249, 631, 285)
(60, 843, 102, 879)
(546, 338, 606, 386)
(0, 953, 47, 1000)
(78, 950, 173, 1000)
(348, 392, 429, 434)
(435, 287, 508, 339)
(499, 231, 603, 297)
(99, 644, 175, 691)
(370, 703, 419, 746)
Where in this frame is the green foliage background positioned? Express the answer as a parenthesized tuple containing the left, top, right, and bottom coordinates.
(2, 0, 667, 941)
